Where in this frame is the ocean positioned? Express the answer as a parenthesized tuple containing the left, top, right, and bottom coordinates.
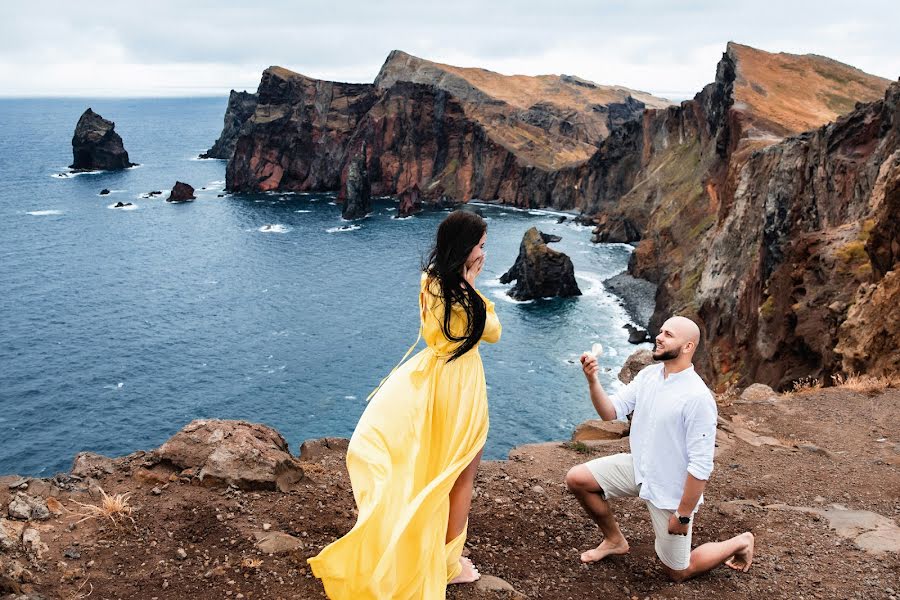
(0, 97, 649, 476)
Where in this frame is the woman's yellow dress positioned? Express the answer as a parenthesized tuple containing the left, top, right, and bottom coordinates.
(308, 273, 502, 599)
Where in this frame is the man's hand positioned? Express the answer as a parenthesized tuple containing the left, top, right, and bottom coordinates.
(668, 513, 689, 536)
(580, 353, 599, 383)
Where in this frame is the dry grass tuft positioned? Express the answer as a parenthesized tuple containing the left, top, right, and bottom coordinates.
(67, 577, 92, 599)
(831, 372, 900, 393)
(68, 488, 135, 528)
(789, 376, 822, 394)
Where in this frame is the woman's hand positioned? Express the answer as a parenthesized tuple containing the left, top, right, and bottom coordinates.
(463, 255, 485, 286)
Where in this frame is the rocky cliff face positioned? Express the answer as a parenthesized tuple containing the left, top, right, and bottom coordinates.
(585, 43, 895, 389)
(70, 108, 134, 171)
(224, 52, 669, 207)
(200, 90, 258, 160)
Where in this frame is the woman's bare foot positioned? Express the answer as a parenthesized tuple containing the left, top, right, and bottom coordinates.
(448, 557, 481, 584)
(725, 532, 755, 573)
(580, 536, 630, 563)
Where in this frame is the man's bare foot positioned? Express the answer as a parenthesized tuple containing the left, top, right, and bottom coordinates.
(725, 532, 755, 573)
(580, 537, 630, 563)
(448, 557, 481, 584)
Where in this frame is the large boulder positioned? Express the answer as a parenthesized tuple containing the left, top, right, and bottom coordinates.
(70, 108, 134, 171)
(153, 420, 304, 491)
(166, 181, 196, 203)
(341, 142, 371, 220)
(500, 228, 581, 300)
(200, 90, 259, 160)
(618, 349, 654, 384)
(572, 419, 630, 442)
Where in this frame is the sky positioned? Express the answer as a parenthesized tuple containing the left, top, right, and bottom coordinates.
(1, 1, 898, 100)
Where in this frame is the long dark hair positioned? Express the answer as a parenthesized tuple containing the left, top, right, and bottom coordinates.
(423, 210, 487, 362)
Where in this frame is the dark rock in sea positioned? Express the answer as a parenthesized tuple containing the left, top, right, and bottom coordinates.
(341, 142, 371, 220)
(624, 323, 650, 344)
(166, 182, 196, 203)
(500, 227, 581, 300)
(200, 90, 258, 160)
(556, 215, 567, 224)
(217, 194, 225, 198)
(397, 184, 422, 218)
(112, 201, 133, 208)
(70, 108, 135, 171)
(99, 188, 110, 195)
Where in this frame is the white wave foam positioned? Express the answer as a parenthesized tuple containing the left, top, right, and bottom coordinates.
(26, 210, 63, 216)
(327, 224, 361, 233)
(258, 224, 290, 233)
(107, 203, 138, 210)
(490, 289, 532, 304)
(294, 209, 312, 213)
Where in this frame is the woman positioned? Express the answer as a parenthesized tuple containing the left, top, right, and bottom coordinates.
(308, 210, 502, 599)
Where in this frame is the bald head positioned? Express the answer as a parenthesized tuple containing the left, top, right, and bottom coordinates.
(653, 316, 701, 363)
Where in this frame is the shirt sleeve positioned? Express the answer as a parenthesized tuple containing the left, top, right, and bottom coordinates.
(477, 291, 502, 344)
(684, 391, 718, 480)
(609, 368, 643, 421)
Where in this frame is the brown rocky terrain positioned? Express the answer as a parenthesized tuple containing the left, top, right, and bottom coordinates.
(200, 90, 259, 160)
(1, 375, 897, 600)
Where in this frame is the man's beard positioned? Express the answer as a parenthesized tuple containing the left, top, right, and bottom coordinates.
(653, 347, 680, 361)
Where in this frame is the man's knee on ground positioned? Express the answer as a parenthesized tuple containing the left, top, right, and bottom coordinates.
(564, 465, 597, 493)
(661, 563, 691, 583)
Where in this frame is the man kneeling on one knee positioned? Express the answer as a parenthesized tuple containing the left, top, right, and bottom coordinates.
(565, 316, 754, 582)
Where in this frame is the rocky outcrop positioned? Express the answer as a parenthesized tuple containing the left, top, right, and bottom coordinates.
(153, 419, 304, 491)
(166, 181, 196, 202)
(575, 43, 894, 389)
(397, 183, 422, 217)
(572, 419, 630, 442)
(69, 108, 134, 171)
(618, 349, 654, 384)
(341, 142, 371, 220)
(225, 52, 669, 207)
(200, 90, 258, 159)
(500, 228, 581, 300)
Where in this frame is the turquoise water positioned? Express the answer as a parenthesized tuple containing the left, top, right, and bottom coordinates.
(0, 98, 648, 476)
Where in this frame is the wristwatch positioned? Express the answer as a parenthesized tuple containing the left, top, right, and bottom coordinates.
(675, 511, 691, 525)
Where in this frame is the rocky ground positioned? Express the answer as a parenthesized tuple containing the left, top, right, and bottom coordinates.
(1, 383, 898, 600)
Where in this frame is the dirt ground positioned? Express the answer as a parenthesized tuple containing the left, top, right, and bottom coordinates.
(1, 386, 898, 600)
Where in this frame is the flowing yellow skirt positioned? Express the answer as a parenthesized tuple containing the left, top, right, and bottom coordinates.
(308, 345, 489, 599)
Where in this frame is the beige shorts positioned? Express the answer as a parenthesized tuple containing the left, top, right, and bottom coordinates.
(585, 453, 692, 571)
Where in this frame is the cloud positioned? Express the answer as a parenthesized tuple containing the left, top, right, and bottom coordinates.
(1, 0, 896, 97)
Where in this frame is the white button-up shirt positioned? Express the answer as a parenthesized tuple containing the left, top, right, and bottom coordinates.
(610, 362, 717, 511)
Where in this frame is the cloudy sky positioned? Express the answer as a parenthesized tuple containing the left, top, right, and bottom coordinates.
(2, 1, 897, 100)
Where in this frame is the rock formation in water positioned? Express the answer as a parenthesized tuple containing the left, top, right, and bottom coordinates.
(166, 182, 196, 202)
(224, 51, 669, 206)
(578, 43, 894, 389)
(69, 108, 134, 171)
(397, 183, 422, 217)
(200, 90, 259, 159)
(500, 227, 581, 300)
(341, 142, 371, 220)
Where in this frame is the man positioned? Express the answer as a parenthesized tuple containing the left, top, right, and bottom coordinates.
(565, 316, 754, 582)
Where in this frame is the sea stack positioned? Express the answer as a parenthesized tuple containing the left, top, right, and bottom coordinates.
(70, 108, 134, 171)
(166, 182, 196, 203)
(397, 184, 422, 218)
(341, 143, 371, 220)
(500, 227, 582, 300)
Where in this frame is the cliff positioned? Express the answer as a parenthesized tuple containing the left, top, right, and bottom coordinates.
(199, 90, 258, 160)
(583, 43, 895, 389)
(223, 52, 670, 204)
